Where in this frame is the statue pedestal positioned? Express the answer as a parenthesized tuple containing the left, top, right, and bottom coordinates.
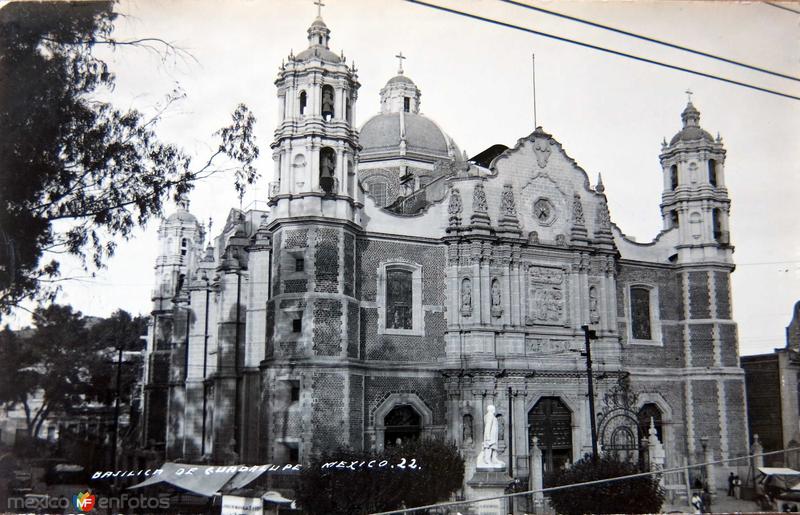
(465, 469, 512, 515)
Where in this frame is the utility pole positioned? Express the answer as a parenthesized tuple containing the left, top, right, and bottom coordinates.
(581, 324, 599, 460)
(507, 386, 514, 477)
(111, 343, 122, 472)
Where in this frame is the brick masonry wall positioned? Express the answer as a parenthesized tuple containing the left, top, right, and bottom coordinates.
(365, 376, 446, 426)
(313, 299, 342, 356)
(283, 279, 307, 294)
(350, 375, 364, 450)
(714, 272, 731, 319)
(719, 324, 738, 367)
(724, 378, 748, 456)
(689, 324, 714, 367)
(691, 380, 721, 457)
(616, 264, 685, 367)
(361, 308, 446, 361)
(347, 300, 359, 359)
(344, 232, 355, 297)
(357, 238, 446, 304)
(742, 356, 782, 452)
(311, 372, 347, 452)
(315, 227, 340, 293)
(688, 271, 711, 319)
(629, 379, 687, 459)
(284, 228, 309, 249)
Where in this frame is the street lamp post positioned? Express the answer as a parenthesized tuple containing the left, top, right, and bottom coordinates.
(581, 325, 599, 460)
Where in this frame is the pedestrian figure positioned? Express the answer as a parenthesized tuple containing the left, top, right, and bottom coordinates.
(728, 472, 735, 496)
(691, 492, 704, 514)
(701, 487, 712, 513)
(733, 475, 742, 499)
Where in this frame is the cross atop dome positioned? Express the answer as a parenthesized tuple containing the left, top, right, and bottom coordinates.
(395, 51, 406, 74)
(685, 88, 693, 103)
(314, 0, 325, 17)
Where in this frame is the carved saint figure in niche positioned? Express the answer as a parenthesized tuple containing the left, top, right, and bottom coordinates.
(589, 286, 600, 324)
(463, 414, 474, 444)
(461, 278, 472, 316)
(321, 86, 335, 120)
(491, 279, 503, 318)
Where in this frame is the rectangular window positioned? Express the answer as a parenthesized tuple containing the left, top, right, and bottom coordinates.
(386, 268, 413, 330)
(287, 446, 299, 463)
(292, 317, 302, 333)
(295, 258, 304, 272)
(630, 287, 652, 340)
(404, 97, 410, 112)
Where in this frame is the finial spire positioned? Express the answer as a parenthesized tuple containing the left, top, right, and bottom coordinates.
(685, 88, 693, 103)
(395, 51, 406, 74)
(596, 173, 605, 193)
(314, 0, 325, 17)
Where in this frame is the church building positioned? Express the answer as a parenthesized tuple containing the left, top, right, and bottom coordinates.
(140, 10, 749, 502)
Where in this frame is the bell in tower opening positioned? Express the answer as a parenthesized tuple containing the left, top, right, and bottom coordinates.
(322, 84, 335, 120)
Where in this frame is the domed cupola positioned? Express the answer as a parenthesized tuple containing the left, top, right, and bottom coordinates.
(295, 16, 342, 63)
(669, 101, 715, 146)
(358, 54, 461, 208)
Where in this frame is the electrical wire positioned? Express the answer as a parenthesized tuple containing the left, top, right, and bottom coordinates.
(402, 0, 800, 101)
(498, 0, 800, 83)
(763, 1, 800, 15)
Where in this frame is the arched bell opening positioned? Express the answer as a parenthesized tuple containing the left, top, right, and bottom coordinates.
(319, 147, 336, 194)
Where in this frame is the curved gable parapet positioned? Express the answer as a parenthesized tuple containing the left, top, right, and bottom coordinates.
(613, 224, 680, 263)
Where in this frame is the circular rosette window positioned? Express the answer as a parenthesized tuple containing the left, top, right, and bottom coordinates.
(533, 197, 556, 226)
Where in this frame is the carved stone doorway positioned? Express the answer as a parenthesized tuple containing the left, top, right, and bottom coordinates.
(529, 397, 573, 475)
(384, 405, 421, 448)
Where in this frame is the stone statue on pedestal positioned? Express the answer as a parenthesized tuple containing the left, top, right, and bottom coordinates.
(478, 405, 505, 469)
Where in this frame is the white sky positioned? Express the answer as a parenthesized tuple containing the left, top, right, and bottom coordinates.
(10, 0, 800, 356)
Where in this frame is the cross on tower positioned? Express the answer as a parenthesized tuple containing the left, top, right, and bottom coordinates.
(395, 51, 406, 74)
(685, 88, 693, 103)
(314, 0, 325, 17)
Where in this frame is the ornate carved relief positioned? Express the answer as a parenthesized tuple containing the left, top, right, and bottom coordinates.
(473, 183, 488, 213)
(448, 186, 462, 227)
(596, 198, 611, 230)
(502, 184, 517, 217)
(525, 266, 566, 325)
(572, 193, 585, 226)
(533, 135, 553, 168)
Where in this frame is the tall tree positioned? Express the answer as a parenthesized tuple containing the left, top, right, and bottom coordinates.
(0, 305, 93, 438)
(0, 306, 147, 438)
(0, 1, 259, 317)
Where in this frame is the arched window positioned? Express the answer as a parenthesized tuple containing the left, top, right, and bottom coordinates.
(368, 180, 388, 207)
(403, 97, 410, 113)
(321, 85, 335, 120)
(386, 268, 412, 330)
(670, 210, 679, 229)
(181, 238, 188, 256)
(319, 147, 336, 194)
(638, 403, 663, 470)
(630, 286, 652, 340)
(299, 91, 307, 116)
(708, 159, 717, 186)
(345, 97, 352, 123)
(384, 405, 421, 447)
(669, 165, 678, 190)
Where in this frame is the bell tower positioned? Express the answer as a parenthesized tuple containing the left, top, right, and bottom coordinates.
(268, 6, 361, 222)
(659, 96, 731, 263)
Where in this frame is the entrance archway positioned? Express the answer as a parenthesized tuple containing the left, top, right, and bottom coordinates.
(529, 397, 573, 475)
(384, 405, 421, 447)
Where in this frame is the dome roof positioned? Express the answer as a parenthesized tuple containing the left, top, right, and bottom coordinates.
(167, 209, 197, 224)
(360, 112, 452, 158)
(670, 126, 714, 145)
(386, 74, 415, 86)
(295, 45, 342, 63)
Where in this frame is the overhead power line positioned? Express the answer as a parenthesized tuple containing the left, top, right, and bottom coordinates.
(403, 0, 800, 101)
(764, 1, 800, 15)
(499, 0, 800, 83)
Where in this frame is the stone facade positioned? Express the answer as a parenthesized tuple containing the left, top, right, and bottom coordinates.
(140, 12, 750, 501)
